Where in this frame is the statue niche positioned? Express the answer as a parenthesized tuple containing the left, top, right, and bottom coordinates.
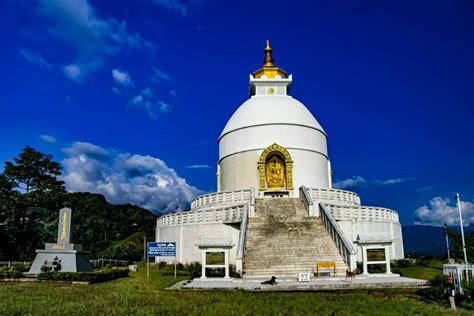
(258, 143, 294, 191)
(265, 155, 285, 189)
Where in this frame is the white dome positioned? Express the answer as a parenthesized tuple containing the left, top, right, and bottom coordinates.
(219, 95, 325, 139)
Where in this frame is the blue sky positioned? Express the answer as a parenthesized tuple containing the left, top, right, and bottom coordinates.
(0, 0, 472, 224)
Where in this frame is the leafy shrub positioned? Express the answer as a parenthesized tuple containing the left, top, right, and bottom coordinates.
(9, 263, 31, 272)
(176, 263, 184, 270)
(184, 261, 201, 279)
(158, 261, 167, 269)
(0, 271, 24, 279)
(38, 267, 129, 284)
(425, 274, 448, 300)
(462, 279, 474, 301)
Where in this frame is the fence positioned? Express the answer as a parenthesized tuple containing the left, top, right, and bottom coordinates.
(443, 263, 474, 295)
(91, 259, 129, 268)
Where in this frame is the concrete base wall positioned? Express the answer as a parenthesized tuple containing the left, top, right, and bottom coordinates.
(336, 220, 404, 261)
(156, 222, 241, 264)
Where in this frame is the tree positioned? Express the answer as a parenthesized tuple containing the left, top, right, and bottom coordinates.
(0, 146, 66, 260)
(446, 227, 474, 262)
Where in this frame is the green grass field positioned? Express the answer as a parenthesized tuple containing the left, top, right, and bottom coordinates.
(0, 264, 468, 315)
(395, 260, 444, 280)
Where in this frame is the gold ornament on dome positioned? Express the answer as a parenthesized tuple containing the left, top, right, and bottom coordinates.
(252, 40, 287, 79)
(258, 143, 294, 191)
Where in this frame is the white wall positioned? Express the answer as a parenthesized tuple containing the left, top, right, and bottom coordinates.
(219, 148, 329, 193)
(336, 220, 405, 261)
(156, 222, 241, 264)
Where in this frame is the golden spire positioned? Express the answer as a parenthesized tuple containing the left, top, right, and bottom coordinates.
(253, 40, 286, 79)
(263, 40, 275, 66)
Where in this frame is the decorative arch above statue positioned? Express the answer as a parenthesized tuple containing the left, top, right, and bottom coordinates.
(258, 143, 294, 191)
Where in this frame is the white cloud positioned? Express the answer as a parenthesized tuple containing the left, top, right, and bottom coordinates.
(186, 164, 210, 169)
(62, 141, 201, 215)
(111, 87, 121, 95)
(150, 0, 187, 15)
(415, 197, 474, 226)
(169, 90, 178, 97)
(373, 177, 415, 186)
(112, 69, 134, 87)
(333, 176, 368, 190)
(36, 0, 154, 81)
(141, 87, 153, 98)
(63, 64, 83, 82)
(19, 49, 52, 69)
(151, 67, 172, 82)
(40, 134, 57, 143)
(128, 87, 170, 119)
(416, 185, 436, 193)
(333, 175, 415, 190)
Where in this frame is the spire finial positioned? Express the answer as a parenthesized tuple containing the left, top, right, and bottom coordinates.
(263, 40, 275, 67)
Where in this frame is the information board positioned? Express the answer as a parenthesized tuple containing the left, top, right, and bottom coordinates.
(148, 242, 176, 257)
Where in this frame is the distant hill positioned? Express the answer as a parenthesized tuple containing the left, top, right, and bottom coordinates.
(403, 224, 474, 257)
(64, 192, 156, 258)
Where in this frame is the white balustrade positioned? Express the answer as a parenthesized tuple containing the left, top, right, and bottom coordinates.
(191, 189, 253, 210)
(158, 204, 246, 228)
(306, 187, 361, 205)
(325, 203, 400, 223)
(319, 203, 357, 271)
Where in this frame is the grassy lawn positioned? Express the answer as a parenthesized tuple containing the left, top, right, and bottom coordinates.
(396, 260, 444, 280)
(0, 264, 468, 315)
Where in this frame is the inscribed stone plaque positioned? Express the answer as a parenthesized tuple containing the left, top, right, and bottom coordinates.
(57, 208, 72, 244)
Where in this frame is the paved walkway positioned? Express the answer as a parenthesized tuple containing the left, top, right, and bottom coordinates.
(179, 275, 428, 291)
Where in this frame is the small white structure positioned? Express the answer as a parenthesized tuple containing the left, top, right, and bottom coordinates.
(156, 41, 404, 278)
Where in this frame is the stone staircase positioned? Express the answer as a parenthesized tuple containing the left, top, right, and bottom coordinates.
(243, 198, 348, 278)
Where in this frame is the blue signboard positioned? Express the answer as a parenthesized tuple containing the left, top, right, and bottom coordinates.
(148, 242, 176, 257)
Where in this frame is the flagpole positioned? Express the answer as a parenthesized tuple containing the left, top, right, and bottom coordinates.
(455, 193, 468, 264)
(444, 224, 451, 261)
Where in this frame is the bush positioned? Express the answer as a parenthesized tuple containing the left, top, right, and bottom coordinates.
(38, 267, 130, 284)
(0, 271, 24, 279)
(425, 274, 448, 300)
(184, 261, 201, 279)
(158, 261, 167, 269)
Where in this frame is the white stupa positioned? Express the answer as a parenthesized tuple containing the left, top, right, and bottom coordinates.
(156, 41, 404, 278)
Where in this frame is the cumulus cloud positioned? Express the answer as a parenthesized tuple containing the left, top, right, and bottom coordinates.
(63, 64, 84, 82)
(186, 164, 210, 169)
(150, 0, 187, 15)
(414, 197, 474, 226)
(333, 175, 415, 190)
(333, 176, 368, 190)
(111, 87, 121, 95)
(373, 177, 415, 186)
(151, 67, 172, 82)
(36, 0, 154, 81)
(62, 141, 201, 215)
(169, 90, 178, 97)
(112, 69, 134, 87)
(40, 134, 57, 143)
(416, 185, 436, 193)
(19, 49, 52, 69)
(128, 87, 170, 119)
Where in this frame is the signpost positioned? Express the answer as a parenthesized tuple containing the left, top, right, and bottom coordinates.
(147, 242, 177, 279)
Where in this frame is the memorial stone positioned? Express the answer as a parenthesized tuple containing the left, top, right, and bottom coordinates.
(27, 207, 92, 275)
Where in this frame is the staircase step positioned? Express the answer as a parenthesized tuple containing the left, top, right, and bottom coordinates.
(244, 198, 348, 278)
